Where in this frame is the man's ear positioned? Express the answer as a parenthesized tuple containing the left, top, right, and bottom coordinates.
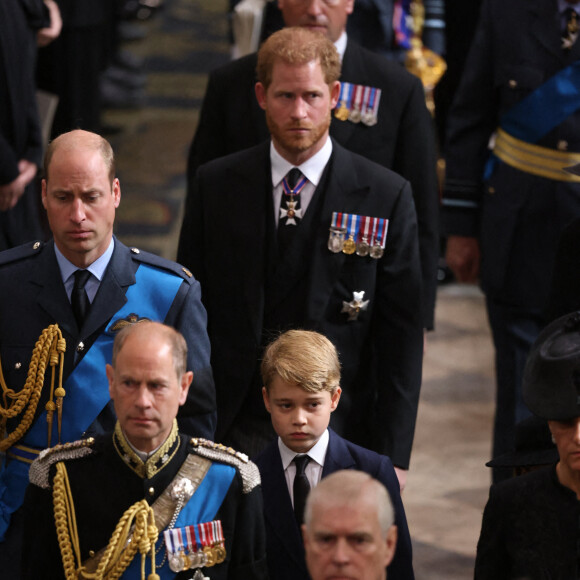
(41, 179, 48, 209)
(179, 371, 194, 405)
(255, 82, 268, 111)
(106, 364, 115, 398)
(384, 525, 398, 567)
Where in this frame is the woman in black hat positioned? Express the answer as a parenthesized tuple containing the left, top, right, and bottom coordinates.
(475, 311, 580, 580)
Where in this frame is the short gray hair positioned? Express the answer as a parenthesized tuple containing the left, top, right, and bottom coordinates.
(304, 470, 395, 536)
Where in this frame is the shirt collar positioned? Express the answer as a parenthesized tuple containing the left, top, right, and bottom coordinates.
(278, 428, 330, 470)
(270, 137, 333, 188)
(54, 237, 115, 284)
(334, 32, 347, 61)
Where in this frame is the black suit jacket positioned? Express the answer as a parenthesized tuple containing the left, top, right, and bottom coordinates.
(442, 0, 580, 310)
(187, 40, 438, 329)
(178, 140, 423, 468)
(254, 429, 414, 580)
(0, 238, 216, 439)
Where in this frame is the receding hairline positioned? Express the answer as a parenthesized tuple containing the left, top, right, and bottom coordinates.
(44, 130, 116, 183)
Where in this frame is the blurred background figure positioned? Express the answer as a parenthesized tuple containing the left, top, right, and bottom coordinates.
(0, 0, 61, 250)
(475, 312, 580, 579)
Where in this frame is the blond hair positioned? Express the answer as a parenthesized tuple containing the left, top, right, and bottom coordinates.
(256, 27, 341, 90)
(261, 329, 340, 393)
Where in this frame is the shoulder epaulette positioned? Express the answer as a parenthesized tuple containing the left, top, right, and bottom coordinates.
(0, 240, 45, 267)
(129, 247, 195, 283)
(189, 438, 261, 493)
(29, 438, 95, 489)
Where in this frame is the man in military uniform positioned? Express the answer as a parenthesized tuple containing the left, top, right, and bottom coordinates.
(441, 0, 580, 481)
(20, 321, 267, 579)
(0, 130, 216, 575)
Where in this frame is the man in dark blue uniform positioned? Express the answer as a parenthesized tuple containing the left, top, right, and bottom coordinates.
(441, 0, 580, 480)
(0, 129, 216, 575)
(21, 322, 267, 579)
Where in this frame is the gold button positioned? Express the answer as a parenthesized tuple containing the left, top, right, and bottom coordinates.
(488, 186, 495, 194)
(130, 247, 140, 254)
(508, 79, 517, 88)
(77, 342, 85, 352)
(14, 362, 22, 370)
(149, 487, 155, 496)
(89, 550, 95, 557)
(557, 140, 568, 151)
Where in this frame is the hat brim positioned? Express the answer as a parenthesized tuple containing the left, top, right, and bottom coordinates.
(486, 447, 559, 468)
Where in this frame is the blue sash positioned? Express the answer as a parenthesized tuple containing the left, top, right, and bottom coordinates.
(0, 264, 183, 541)
(123, 463, 235, 579)
(485, 60, 580, 179)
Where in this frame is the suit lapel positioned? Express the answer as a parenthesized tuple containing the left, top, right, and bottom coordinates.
(529, 1, 566, 61)
(259, 442, 306, 569)
(322, 429, 357, 477)
(306, 142, 370, 324)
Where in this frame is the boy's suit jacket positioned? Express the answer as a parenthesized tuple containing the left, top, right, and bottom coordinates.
(254, 429, 414, 580)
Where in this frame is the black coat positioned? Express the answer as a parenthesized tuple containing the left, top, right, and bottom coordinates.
(21, 430, 268, 579)
(475, 465, 580, 580)
(0, 0, 48, 249)
(178, 140, 423, 469)
(255, 429, 414, 580)
(442, 0, 580, 310)
(187, 40, 438, 329)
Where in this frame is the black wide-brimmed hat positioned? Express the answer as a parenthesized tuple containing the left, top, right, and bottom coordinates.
(486, 415, 558, 468)
(523, 311, 580, 420)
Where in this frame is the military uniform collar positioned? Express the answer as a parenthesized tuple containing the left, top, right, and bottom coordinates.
(113, 419, 181, 479)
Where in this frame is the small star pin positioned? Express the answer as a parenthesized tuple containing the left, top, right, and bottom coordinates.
(341, 291, 369, 321)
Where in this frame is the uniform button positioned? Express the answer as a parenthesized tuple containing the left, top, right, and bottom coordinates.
(14, 362, 22, 370)
(89, 550, 95, 557)
(131, 247, 140, 254)
(33, 241, 41, 250)
(557, 140, 568, 151)
(508, 79, 517, 88)
(149, 487, 155, 496)
(77, 342, 85, 352)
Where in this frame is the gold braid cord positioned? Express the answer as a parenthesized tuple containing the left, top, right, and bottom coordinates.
(0, 324, 66, 450)
(53, 462, 160, 580)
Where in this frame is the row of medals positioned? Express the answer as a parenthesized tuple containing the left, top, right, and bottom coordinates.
(168, 543, 226, 573)
(328, 227, 384, 259)
(334, 102, 378, 127)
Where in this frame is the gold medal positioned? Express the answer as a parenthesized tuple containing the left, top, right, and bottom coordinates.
(214, 544, 226, 564)
(203, 545, 216, 567)
(342, 236, 356, 255)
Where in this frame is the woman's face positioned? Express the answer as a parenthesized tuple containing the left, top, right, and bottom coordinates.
(549, 417, 580, 474)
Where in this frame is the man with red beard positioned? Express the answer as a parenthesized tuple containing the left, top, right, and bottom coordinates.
(178, 27, 422, 488)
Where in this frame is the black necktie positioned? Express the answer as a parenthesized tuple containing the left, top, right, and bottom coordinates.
(293, 454, 311, 525)
(562, 7, 578, 49)
(278, 168, 304, 255)
(72, 269, 91, 328)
